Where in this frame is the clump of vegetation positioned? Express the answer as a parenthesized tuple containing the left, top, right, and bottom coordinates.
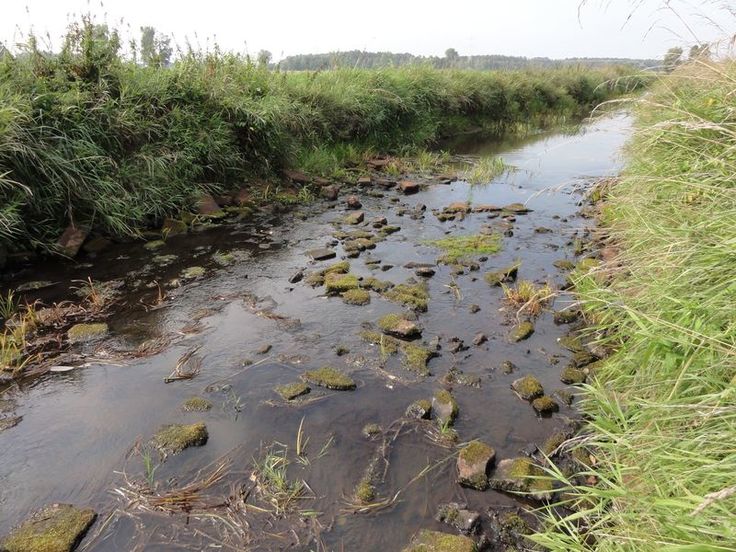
(560, 366, 586, 384)
(531, 395, 559, 414)
(0, 503, 96, 552)
(360, 276, 393, 292)
(151, 423, 208, 456)
(512, 375, 544, 400)
(463, 155, 508, 184)
(342, 288, 371, 305)
(401, 343, 434, 375)
(275, 382, 311, 401)
(324, 273, 360, 294)
(181, 396, 212, 412)
(382, 280, 430, 311)
(509, 321, 535, 342)
(360, 330, 400, 355)
(426, 233, 502, 264)
(355, 477, 376, 504)
(252, 444, 304, 515)
(67, 322, 109, 344)
(303, 367, 356, 390)
(503, 280, 554, 317)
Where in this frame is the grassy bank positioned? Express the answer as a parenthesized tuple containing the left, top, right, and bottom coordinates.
(0, 21, 645, 255)
(536, 61, 736, 550)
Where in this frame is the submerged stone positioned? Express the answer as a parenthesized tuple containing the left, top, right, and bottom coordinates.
(181, 396, 212, 412)
(382, 280, 430, 312)
(275, 382, 311, 400)
(306, 248, 336, 261)
(510, 321, 535, 342)
(152, 423, 208, 455)
(67, 323, 108, 344)
(432, 390, 459, 425)
(435, 502, 481, 535)
(512, 376, 544, 400)
(502, 202, 531, 214)
(402, 529, 475, 552)
(1, 503, 97, 552)
(457, 440, 496, 490)
(360, 277, 393, 292)
(402, 343, 434, 375)
(303, 367, 356, 390)
(553, 309, 580, 324)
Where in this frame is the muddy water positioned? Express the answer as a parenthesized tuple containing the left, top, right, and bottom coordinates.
(0, 113, 631, 551)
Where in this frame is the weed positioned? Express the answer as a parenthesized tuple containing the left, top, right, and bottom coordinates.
(503, 280, 555, 317)
(252, 444, 304, 515)
(426, 233, 502, 264)
(463, 156, 508, 184)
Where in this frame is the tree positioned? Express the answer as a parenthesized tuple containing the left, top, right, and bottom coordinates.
(689, 44, 710, 61)
(257, 49, 272, 68)
(140, 26, 172, 67)
(663, 47, 683, 72)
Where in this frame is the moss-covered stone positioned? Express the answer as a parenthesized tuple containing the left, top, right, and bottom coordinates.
(560, 366, 586, 384)
(576, 258, 601, 272)
(303, 367, 356, 390)
(342, 288, 371, 305)
(324, 273, 360, 294)
(406, 399, 432, 419)
(382, 280, 429, 312)
(558, 334, 585, 352)
(433, 390, 459, 424)
(1, 503, 97, 552)
(553, 309, 580, 324)
(67, 323, 108, 344)
(484, 262, 520, 286)
(488, 457, 553, 500)
(509, 321, 534, 342)
(511, 376, 544, 400)
(181, 396, 212, 412)
(143, 239, 165, 251)
(360, 277, 393, 292)
(324, 260, 351, 275)
(152, 423, 208, 455)
(360, 330, 400, 354)
(304, 272, 325, 287)
(355, 478, 376, 503)
(402, 529, 476, 552)
(378, 314, 421, 338)
(500, 360, 517, 374)
(457, 441, 495, 490)
(532, 395, 559, 414)
(402, 343, 433, 375)
(275, 381, 311, 400)
(541, 431, 568, 456)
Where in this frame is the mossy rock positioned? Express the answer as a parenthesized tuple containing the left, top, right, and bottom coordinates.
(212, 251, 235, 266)
(360, 330, 400, 354)
(488, 458, 553, 500)
(511, 376, 544, 400)
(1, 503, 97, 552)
(324, 273, 360, 294)
(355, 477, 376, 503)
(509, 321, 534, 342)
(457, 440, 496, 490)
(360, 277, 393, 292)
(500, 360, 517, 374)
(531, 395, 559, 414)
(560, 366, 586, 384)
(181, 396, 212, 412)
(303, 367, 356, 390)
(67, 323, 108, 344)
(558, 334, 585, 352)
(342, 288, 371, 305)
(275, 381, 311, 400)
(541, 431, 568, 456)
(433, 390, 459, 424)
(304, 272, 326, 287)
(382, 280, 429, 312)
(553, 309, 579, 324)
(152, 422, 208, 455)
(402, 343, 433, 375)
(484, 262, 520, 286)
(572, 349, 596, 368)
(403, 529, 476, 552)
(378, 313, 421, 338)
(576, 257, 601, 272)
(324, 260, 351, 275)
(406, 399, 432, 420)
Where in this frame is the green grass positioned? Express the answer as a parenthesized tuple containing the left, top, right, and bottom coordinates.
(535, 60, 736, 551)
(463, 155, 508, 184)
(426, 233, 502, 264)
(0, 19, 647, 253)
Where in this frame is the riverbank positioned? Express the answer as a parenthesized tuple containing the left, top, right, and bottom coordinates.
(536, 61, 736, 550)
(0, 21, 646, 257)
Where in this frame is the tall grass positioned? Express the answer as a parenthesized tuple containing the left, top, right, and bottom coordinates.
(0, 20, 647, 253)
(535, 60, 736, 551)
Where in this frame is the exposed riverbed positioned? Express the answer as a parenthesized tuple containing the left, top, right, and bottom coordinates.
(0, 113, 632, 551)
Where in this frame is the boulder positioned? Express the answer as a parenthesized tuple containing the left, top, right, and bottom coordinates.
(321, 185, 339, 201)
(399, 180, 419, 194)
(57, 225, 88, 258)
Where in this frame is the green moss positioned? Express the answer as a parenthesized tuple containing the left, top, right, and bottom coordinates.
(402, 343, 433, 375)
(181, 396, 212, 412)
(500, 512, 530, 535)
(324, 260, 351, 275)
(324, 273, 359, 293)
(553, 309, 579, 324)
(67, 323, 108, 344)
(383, 281, 429, 311)
(303, 366, 356, 390)
(360, 330, 400, 354)
(560, 366, 586, 384)
(558, 334, 585, 352)
(152, 422, 208, 455)
(576, 257, 601, 272)
(212, 251, 235, 266)
(512, 375, 544, 400)
(532, 395, 559, 414)
(1, 504, 97, 552)
(510, 321, 535, 342)
(355, 478, 376, 503)
(433, 389, 459, 423)
(342, 288, 371, 305)
(379, 225, 401, 236)
(360, 277, 393, 292)
(403, 529, 476, 552)
(460, 440, 495, 465)
(553, 259, 575, 270)
(541, 431, 567, 456)
(304, 272, 325, 287)
(181, 266, 206, 279)
(143, 239, 165, 251)
(484, 262, 520, 286)
(426, 233, 502, 264)
(362, 423, 382, 437)
(275, 381, 311, 400)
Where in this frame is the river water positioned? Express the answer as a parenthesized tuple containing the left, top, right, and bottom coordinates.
(0, 113, 632, 551)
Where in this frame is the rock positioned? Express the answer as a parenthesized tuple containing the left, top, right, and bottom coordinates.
(181, 397, 212, 412)
(469, 304, 481, 313)
(196, 194, 222, 215)
(399, 180, 419, 194)
(283, 169, 309, 184)
(144, 239, 165, 251)
(447, 337, 467, 354)
(288, 270, 304, 284)
(342, 288, 371, 305)
(432, 390, 458, 425)
(378, 314, 421, 339)
(486, 510, 534, 549)
(428, 336, 441, 351)
(415, 266, 435, 278)
(346, 195, 362, 209)
(402, 529, 475, 552)
(472, 204, 501, 213)
(502, 202, 531, 214)
(554, 309, 580, 324)
(512, 376, 544, 400)
(436, 503, 480, 534)
(1, 503, 97, 552)
(445, 201, 470, 213)
(57, 225, 88, 257)
(256, 344, 272, 355)
(344, 211, 365, 225)
(553, 259, 576, 270)
(484, 262, 520, 286)
(0, 416, 22, 433)
(152, 423, 208, 455)
(532, 395, 560, 414)
(371, 216, 387, 227)
(561, 366, 586, 384)
(357, 176, 372, 186)
(321, 185, 339, 201)
(306, 248, 336, 261)
(162, 218, 188, 236)
(457, 440, 496, 490)
(472, 333, 487, 346)
(275, 382, 311, 400)
(500, 360, 517, 374)
(324, 273, 359, 293)
(405, 399, 432, 419)
(67, 323, 108, 344)
(82, 236, 112, 254)
(303, 367, 356, 390)
(535, 226, 552, 234)
(488, 458, 554, 500)
(510, 321, 534, 342)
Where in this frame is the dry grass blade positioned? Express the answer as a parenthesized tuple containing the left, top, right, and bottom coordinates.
(164, 345, 203, 383)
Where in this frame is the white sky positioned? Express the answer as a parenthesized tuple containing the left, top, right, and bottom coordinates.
(1, 0, 733, 60)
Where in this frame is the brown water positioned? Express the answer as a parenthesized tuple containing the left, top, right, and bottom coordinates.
(0, 113, 632, 551)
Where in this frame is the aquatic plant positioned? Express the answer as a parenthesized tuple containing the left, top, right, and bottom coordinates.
(426, 233, 502, 264)
(463, 155, 508, 184)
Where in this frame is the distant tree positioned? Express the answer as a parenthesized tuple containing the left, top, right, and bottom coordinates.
(257, 49, 272, 67)
(663, 47, 683, 72)
(140, 26, 172, 67)
(688, 44, 710, 61)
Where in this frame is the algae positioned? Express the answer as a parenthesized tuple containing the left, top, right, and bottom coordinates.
(303, 367, 356, 390)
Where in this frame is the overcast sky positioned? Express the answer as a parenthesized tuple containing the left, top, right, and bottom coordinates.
(1, 0, 732, 60)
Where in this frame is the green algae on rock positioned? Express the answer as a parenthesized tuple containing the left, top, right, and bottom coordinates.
(402, 529, 476, 552)
(560, 365, 586, 384)
(275, 381, 311, 400)
(382, 280, 430, 312)
(181, 396, 212, 412)
(378, 313, 421, 339)
(406, 399, 432, 419)
(303, 367, 356, 390)
(553, 309, 580, 324)
(360, 276, 393, 293)
(1, 503, 97, 552)
(532, 395, 559, 414)
(360, 330, 401, 355)
(342, 288, 371, 305)
(457, 440, 496, 490)
(509, 321, 534, 342)
(511, 375, 544, 400)
(433, 389, 459, 424)
(324, 273, 360, 294)
(402, 343, 434, 375)
(67, 323, 109, 344)
(483, 262, 520, 286)
(152, 422, 208, 455)
(488, 457, 553, 500)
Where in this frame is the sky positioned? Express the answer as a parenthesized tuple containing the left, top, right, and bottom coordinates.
(0, 0, 733, 61)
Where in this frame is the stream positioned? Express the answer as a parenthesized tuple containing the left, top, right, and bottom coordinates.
(0, 113, 632, 551)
